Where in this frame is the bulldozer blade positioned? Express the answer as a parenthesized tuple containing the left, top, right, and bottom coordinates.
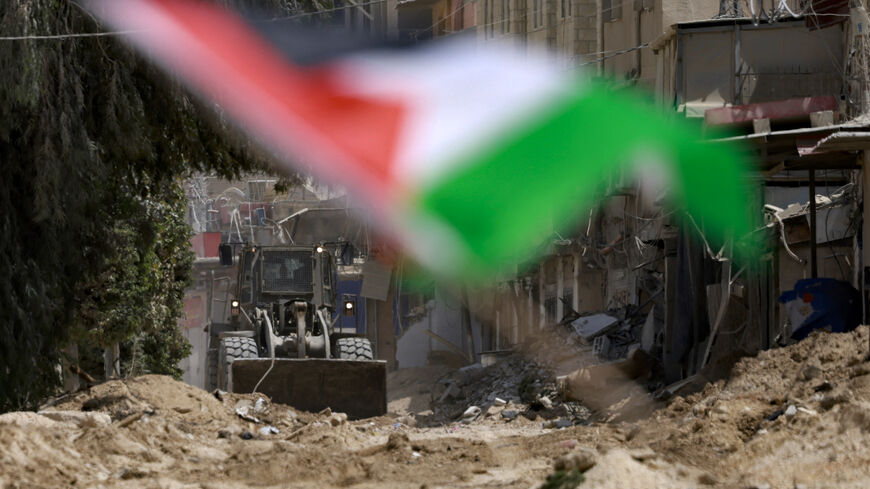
(230, 358, 387, 419)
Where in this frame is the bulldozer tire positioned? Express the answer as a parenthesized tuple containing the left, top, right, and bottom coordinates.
(206, 348, 218, 391)
(219, 336, 258, 390)
(336, 337, 374, 360)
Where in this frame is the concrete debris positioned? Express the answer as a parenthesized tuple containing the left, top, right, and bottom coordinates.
(501, 410, 518, 420)
(395, 414, 417, 427)
(252, 397, 269, 415)
(570, 314, 619, 340)
(553, 447, 597, 472)
(257, 425, 279, 436)
(797, 406, 818, 416)
(460, 406, 482, 423)
(328, 412, 348, 426)
(217, 425, 242, 438)
(431, 349, 591, 425)
(235, 406, 260, 423)
(538, 396, 554, 409)
(542, 418, 573, 429)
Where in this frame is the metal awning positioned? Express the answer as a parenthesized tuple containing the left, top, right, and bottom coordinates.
(708, 122, 870, 172)
(808, 131, 870, 153)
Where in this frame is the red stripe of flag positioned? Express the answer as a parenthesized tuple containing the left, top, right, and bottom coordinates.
(106, 0, 406, 198)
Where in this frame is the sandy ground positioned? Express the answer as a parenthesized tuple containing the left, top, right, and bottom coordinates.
(1, 327, 870, 488)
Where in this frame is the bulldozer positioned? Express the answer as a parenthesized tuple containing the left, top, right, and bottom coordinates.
(207, 243, 386, 419)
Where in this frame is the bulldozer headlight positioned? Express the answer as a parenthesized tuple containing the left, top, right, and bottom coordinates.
(343, 300, 355, 316)
(316, 245, 325, 253)
(231, 299, 240, 316)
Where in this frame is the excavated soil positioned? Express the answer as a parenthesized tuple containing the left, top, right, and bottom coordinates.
(1, 327, 870, 488)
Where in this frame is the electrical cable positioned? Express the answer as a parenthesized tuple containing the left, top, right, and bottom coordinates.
(416, 0, 468, 38)
(0, 0, 393, 41)
(764, 204, 806, 265)
(0, 30, 140, 41)
(777, 0, 799, 19)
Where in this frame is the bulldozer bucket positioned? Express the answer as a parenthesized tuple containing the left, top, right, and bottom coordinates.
(229, 358, 387, 419)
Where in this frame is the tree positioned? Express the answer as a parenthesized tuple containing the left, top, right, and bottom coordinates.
(0, 0, 311, 410)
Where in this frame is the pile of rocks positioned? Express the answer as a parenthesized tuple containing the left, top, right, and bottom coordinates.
(430, 354, 590, 426)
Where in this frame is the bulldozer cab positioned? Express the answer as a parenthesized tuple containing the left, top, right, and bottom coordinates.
(237, 246, 334, 311)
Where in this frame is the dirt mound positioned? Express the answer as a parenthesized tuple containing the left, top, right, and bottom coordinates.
(611, 326, 870, 488)
(49, 374, 231, 423)
(0, 374, 507, 488)
(580, 449, 696, 489)
(3, 329, 870, 488)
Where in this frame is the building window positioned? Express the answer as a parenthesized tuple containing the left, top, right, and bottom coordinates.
(532, 0, 537, 28)
(603, 0, 622, 22)
(561, 0, 571, 18)
(502, 0, 510, 32)
(544, 296, 557, 324)
(247, 180, 268, 202)
(532, 0, 544, 27)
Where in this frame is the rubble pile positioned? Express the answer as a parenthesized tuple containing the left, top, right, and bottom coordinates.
(535, 326, 870, 489)
(562, 305, 663, 363)
(431, 354, 591, 426)
(2, 329, 870, 488)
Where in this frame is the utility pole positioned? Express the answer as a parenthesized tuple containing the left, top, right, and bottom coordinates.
(460, 286, 476, 364)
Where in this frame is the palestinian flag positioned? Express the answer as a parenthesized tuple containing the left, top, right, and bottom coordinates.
(88, 0, 753, 280)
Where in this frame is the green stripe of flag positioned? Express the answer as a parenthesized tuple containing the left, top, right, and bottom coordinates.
(417, 83, 753, 278)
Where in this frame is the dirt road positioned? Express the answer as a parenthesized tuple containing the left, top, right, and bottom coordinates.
(2, 327, 870, 488)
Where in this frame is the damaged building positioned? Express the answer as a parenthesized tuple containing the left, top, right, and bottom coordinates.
(481, 3, 870, 389)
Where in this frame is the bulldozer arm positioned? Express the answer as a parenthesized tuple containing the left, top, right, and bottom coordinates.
(229, 358, 387, 419)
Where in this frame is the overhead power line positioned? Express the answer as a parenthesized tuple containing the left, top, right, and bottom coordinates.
(0, 0, 392, 41)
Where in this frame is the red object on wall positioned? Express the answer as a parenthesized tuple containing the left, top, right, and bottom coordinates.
(190, 232, 222, 258)
(704, 96, 837, 126)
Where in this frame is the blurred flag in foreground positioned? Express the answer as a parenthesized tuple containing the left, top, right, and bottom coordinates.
(88, 0, 753, 281)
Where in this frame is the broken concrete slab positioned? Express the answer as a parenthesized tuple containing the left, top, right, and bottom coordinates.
(571, 314, 619, 340)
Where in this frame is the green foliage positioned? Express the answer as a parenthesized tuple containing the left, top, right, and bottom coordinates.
(539, 470, 585, 489)
(0, 0, 305, 410)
